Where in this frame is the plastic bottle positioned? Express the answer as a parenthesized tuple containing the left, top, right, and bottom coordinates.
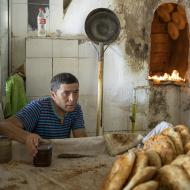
(37, 8, 46, 37)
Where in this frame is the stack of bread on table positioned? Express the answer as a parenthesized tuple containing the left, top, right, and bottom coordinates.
(101, 125, 190, 190)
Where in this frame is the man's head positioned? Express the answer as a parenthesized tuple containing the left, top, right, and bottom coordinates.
(50, 73, 79, 112)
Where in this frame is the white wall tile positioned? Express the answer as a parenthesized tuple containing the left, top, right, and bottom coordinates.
(79, 41, 97, 58)
(12, 0, 27, 4)
(78, 58, 98, 95)
(0, 0, 8, 36)
(12, 3, 27, 36)
(53, 58, 78, 77)
(26, 38, 52, 57)
(26, 58, 52, 96)
(11, 37, 26, 71)
(53, 39, 78, 57)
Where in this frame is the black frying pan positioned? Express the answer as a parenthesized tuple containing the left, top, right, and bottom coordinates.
(85, 8, 120, 44)
(84, 8, 120, 136)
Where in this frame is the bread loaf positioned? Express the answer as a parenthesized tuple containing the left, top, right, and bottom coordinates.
(161, 127, 184, 155)
(168, 21, 179, 40)
(171, 154, 190, 167)
(177, 5, 186, 16)
(123, 166, 157, 190)
(144, 135, 176, 165)
(101, 151, 136, 190)
(158, 164, 190, 190)
(171, 11, 186, 30)
(132, 180, 159, 190)
(182, 161, 190, 177)
(184, 141, 190, 153)
(161, 3, 174, 13)
(130, 150, 148, 177)
(174, 125, 190, 145)
(157, 6, 171, 22)
(146, 150, 162, 168)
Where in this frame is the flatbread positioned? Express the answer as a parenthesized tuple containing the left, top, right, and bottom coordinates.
(144, 135, 176, 165)
(132, 180, 159, 190)
(101, 151, 136, 190)
(171, 154, 190, 167)
(146, 150, 162, 168)
(174, 125, 190, 145)
(158, 165, 190, 190)
(130, 150, 148, 177)
(123, 166, 157, 190)
(161, 127, 184, 155)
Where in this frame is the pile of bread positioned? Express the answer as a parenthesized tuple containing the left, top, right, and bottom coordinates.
(156, 3, 187, 40)
(101, 125, 190, 190)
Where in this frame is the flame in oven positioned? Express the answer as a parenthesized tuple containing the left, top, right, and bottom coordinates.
(148, 70, 185, 84)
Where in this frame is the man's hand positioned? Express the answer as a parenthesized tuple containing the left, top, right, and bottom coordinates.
(25, 133, 41, 157)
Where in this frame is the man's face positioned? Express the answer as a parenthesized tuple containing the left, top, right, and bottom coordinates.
(51, 83, 79, 112)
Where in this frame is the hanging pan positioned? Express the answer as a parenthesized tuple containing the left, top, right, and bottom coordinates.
(85, 8, 120, 136)
(85, 8, 120, 44)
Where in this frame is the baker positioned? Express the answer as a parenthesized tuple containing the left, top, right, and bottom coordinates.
(0, 73, 87, 157)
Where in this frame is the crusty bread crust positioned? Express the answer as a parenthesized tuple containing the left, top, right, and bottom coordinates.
(123, 166, 157, 190)
(146, 150, 162, 168)
(158, 164, 190, 190)
(161, 127, 184, 155)
(101, 151, 136, 190)
(132, 180, 159, 190)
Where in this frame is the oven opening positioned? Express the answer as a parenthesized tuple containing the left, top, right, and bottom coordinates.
(149, 3, 189, 86)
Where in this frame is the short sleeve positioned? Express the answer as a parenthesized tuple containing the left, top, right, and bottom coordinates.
(15, 99, 42, 132)
(71, 105, 85, 130)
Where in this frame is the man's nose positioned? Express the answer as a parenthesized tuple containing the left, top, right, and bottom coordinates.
(68, 93, 74, 102)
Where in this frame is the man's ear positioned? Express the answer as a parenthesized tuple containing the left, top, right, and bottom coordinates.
(50, 91, 56, 100)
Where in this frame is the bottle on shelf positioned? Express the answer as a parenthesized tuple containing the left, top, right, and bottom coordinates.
(37, 7, 47, 37)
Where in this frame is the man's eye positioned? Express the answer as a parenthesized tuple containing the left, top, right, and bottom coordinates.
(64, 92, 70, 96)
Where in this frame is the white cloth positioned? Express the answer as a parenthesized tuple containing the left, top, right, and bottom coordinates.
(142, 121, 173, 143)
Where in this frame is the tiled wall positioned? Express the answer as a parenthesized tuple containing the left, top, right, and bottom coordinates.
(11, 0, 64, 71)
(0, 0, 9, 100)
(26, 37, 98, 135)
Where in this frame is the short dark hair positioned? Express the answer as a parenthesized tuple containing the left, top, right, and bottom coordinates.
(50, 73, 79, 92)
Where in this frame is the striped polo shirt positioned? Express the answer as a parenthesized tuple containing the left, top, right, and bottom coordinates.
(15, 97, 85, 139)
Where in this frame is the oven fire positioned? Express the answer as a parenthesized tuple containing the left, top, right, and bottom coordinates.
(148, 70, 185, 85)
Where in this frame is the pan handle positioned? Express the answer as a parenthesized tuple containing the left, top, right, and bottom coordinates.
(96, 43, 104, 136)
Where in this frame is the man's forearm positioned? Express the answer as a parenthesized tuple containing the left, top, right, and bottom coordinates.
(0, 120, 29, 144)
